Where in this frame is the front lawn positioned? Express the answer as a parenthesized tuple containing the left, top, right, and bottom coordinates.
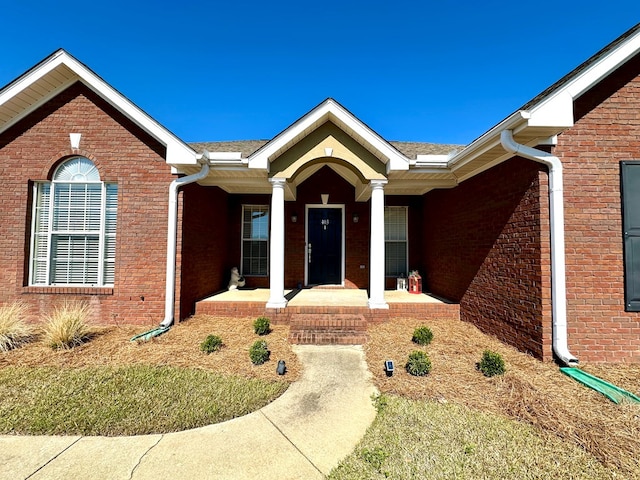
(0, 365, 287, 436)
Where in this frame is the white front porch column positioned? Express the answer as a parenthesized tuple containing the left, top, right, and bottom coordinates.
(368, 179, 389, 309)
(267, 178, 288, 308)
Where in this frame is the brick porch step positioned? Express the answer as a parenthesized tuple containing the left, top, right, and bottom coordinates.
(288, 313, 368, 345)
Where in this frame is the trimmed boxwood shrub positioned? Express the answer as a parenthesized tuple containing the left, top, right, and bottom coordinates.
(200, 334, 223, 354)
(411, 325, 434, 346)
(478, 350, 506, 377)
(253, 317, 271, 335)
(249, 340, 270, 365)
(405, 350, 432, 376)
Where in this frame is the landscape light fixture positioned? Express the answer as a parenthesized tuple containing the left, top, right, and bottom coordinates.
(277, 360, 287, 375)
(384, 360, 395, 376)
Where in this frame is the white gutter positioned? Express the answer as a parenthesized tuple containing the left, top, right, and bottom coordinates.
(500, 130, 578, 366)
(160, 152, 211, 327)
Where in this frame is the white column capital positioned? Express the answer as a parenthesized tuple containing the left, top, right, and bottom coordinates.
(370, 179, 388, 190)
(269, 177, 287, 187)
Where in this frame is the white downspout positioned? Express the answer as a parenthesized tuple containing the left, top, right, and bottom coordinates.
(500, 130, 578, 366)
(160, 153, 210, 328)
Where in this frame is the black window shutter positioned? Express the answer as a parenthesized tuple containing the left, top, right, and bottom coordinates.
(621, 161, 640, 311)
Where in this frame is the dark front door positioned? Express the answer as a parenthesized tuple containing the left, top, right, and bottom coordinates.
(307, 208, 342, 285)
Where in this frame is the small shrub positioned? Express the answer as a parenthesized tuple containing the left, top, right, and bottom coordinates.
(0, 302, 32, 351)
(253, 316, 271, 335)
(361, 446, 389, 473)
(411, 325, 434, 345)
(405, 350, 432, 376)
(478, 350, 506, 377)
(200, 334, 223, 354)
(42, 301, 92, 350)
(249, 340, 270, 365)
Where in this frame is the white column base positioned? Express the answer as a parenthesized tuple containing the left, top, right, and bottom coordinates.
(368, 298, 389, 309)
(266, 298, 288, 309)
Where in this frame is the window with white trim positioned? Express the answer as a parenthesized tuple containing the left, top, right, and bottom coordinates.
(241, 205, 269, 276)
(30, 157, 117, 286)
(385, 206, 408, 277)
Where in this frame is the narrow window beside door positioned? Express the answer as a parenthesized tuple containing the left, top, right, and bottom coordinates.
(241, 205, 269, 276)
(385, 206, 408, 277)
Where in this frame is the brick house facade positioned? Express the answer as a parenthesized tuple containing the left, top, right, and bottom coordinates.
(2, 24, 640, 363)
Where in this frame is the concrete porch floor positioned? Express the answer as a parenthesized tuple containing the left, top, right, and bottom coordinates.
(198, 288, 450, 307)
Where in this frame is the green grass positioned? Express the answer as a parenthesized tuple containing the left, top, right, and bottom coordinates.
(329, 394, 617, 480)
(0, 366, 287, 436)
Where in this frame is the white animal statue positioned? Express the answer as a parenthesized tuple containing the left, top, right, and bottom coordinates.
(228, 267, 246, 290)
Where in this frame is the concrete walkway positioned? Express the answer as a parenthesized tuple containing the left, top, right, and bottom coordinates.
(0, 345, 378, 480)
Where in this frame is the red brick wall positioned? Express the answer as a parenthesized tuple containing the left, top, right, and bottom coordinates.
(552, 55, 640, 362)
(423, 158, 552, 359)
(178, 183, 230, 319)
(0, 82, 176, 326)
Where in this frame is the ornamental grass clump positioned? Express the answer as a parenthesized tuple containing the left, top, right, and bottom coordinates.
(253, 316, 271, 335)
(405, 350, 432, 376)
(0, 302, 32, 352)
(478, 349, 506, 377)
(42, 301, 92, 350)
(411, 325, 434, 346)
(200, 334, 223, 354)
(249, 340, 270, 365)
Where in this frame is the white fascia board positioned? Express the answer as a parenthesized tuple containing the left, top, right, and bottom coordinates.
(0, 52, 78, 133)
(528, 28, 640, 128)
(448, 111, 529, 169)
(414, 154, 451, 168)
(207, 152, 243, 160)
(526, 90, 574, 129)
(247, 98, 410, 171)
(62, 54, 198, 166)
(325, 102, 409, 172)
(247, 104, 331, 169)
(1, 50, 197, 166)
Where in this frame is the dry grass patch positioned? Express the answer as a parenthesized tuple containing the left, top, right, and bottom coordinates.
(366, 317, 640, 478)
(42, 301, 92, 349)
(0, 302, 32, 351)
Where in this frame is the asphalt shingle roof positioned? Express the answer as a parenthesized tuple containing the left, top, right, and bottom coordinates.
(188, 140, 463, 159)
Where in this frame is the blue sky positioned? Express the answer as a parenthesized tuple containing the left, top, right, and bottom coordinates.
(1, 1, 638, 145)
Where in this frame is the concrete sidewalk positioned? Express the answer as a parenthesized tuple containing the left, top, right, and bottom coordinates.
(0, 345, 378, 480)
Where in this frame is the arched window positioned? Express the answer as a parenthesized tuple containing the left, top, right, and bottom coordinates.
(30, 157, 118, 286)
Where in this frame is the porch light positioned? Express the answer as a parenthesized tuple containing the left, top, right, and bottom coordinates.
(384, 360, 395, 376)
(352, 212, 359, 223)
(291, 213, 298, 223)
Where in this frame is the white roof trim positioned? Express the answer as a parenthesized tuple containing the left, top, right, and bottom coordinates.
(247, 98, 410, 172)
(0, 50, 197, 166)
(448, 25, 640, 178)
(529, 26, 640, 127)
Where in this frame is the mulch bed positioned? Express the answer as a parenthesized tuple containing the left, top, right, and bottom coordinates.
(365, 317, 640, 477)
(0, 315, 302, 381)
